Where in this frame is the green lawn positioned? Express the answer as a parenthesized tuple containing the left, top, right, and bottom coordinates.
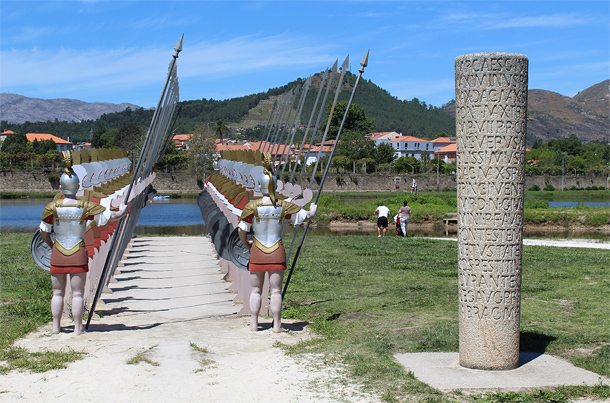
(282, 234, 610, 402)
(1, 232, 608, 401)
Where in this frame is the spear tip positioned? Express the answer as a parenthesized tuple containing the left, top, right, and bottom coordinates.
(341, 55, 349, 71)
(332, 59, 338, 73)
(359, 50, 369, 73)
(174, 34, 184, 54)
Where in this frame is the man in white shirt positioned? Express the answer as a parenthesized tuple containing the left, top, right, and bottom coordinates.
(374, 205, 390, 237)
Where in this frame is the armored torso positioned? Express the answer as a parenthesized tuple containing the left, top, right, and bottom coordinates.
(238, 199, 308, 253)
(40, 199, 106, 255)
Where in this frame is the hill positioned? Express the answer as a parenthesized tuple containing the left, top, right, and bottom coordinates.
(0, 93, 142, 124)
(1, 79, 607, 146)
(443, 80, 609, 145)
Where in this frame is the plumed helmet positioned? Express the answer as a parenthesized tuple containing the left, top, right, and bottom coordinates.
(60, 150, 80, 195)
(259, 153, 276, 205)
(60, 172, 80, 195)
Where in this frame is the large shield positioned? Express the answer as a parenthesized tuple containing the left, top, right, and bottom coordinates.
(31, 229, 55, 271)
(227, 227, 251, 271)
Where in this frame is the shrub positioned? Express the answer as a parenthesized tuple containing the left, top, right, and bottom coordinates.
(525, 200, 550, 209)
(528, 185, 540, 191)
(543, 184, 555, 191)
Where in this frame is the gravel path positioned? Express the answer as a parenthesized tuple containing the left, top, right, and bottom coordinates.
(0, 237, 378, 402)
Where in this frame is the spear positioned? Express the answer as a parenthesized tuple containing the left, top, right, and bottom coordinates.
(258, 99, 278, 150)
(264, 90, 293, 153)
(280, 76, 312, 179)
(86, 35, 184, 330)
(271, 85, 300, 166)
(298, 60, 338, 182)
(282, 50, 369, 299)
(289, 69, 328, 182)
(284, 58, 345, 265)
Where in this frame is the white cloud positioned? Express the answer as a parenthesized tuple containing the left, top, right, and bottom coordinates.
(1, 34, 335, 103)
(493, 13, 594, 29)
(440, 11, 595, 30)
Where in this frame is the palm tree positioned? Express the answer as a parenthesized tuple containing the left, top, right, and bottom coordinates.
(212, 119, 229, 143)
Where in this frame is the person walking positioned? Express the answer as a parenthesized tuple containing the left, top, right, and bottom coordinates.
(375, 205, 390, 237)
(398, 201, 411, 237)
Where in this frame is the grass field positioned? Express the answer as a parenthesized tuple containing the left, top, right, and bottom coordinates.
(281, 234, 610, 402)
(1, 232, 609, 401)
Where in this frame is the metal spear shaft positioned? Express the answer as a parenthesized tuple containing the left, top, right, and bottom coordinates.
(282, 51, 369, 299)
(285, 59, 342, 263)
(298, 60, 338, 182)
(270, 86, 299, 160)
(265, 90, 293, 153)
(258, 99, 278, 150)
(280, 77, 312, 179)
(289, 69, 328, 183)
(261, 97, 283, 151)
(86, 35, 183, 330)
(272, 85, 300, 166)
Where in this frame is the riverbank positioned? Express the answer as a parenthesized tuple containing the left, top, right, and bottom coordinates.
(2, 171, 608, 194)
(327, 220, 610, 236)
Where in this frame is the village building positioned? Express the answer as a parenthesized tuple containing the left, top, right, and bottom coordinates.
(388, 135, 433, 160)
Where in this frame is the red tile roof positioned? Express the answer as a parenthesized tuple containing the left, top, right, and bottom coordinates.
(437, 143, 456, 153)
(25, 133, 72, 144)
(430, 137, 456, 143)
(389, 135, 428, 143)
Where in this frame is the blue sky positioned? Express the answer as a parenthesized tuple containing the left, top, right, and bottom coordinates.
(1, 1, 608, 109)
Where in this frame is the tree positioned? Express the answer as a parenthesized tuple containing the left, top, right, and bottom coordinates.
(32, 139, 57, 154)
(374, 143, 396, 164)
(1, 133, 28, 154)
(212, 119, 230, 142)
(393, 156, 420, 174)
(116, 124, 144, 156)
(322, 101, 375, 140)
(187, 125, 217, 181)
(96, 129, 118, 148)
(433, 130, 448, 139)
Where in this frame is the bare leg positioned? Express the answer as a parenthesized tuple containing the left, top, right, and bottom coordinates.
(70, 273, 87, 335)
(51, 274, 67, 334)
(249, 271, 265, 331)
(383, 227, 387, 237)
(377, 226, 381, 237)
(269, 271, 285, 333)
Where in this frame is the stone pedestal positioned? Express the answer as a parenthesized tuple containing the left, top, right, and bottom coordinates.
(455, 53, 528, 370)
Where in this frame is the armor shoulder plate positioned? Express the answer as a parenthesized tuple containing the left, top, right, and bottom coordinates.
(240, 200, 260, 221)
(41, 201, 57, 222)
(84, 201, 106, 217)
(279, 200, 302, 216)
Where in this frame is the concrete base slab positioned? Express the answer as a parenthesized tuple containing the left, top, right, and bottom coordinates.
(394, 352, 608, 392)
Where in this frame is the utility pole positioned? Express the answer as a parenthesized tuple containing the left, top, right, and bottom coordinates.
(436, 154, 440, 192)
(562, 152, 565, 191)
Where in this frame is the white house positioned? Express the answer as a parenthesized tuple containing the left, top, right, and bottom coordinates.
(367, 131, 402, 147)
(389, 135, 433, 160)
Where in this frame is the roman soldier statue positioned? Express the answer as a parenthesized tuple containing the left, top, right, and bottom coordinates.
(39, 151, 126, 335)
(237, 153, 317, 333)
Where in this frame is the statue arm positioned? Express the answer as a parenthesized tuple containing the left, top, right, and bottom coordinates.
(238, 227, 251, 250)
(40, 230, 53, 248)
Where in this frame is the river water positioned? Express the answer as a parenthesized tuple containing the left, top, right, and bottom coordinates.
(1, 198, 608, 240)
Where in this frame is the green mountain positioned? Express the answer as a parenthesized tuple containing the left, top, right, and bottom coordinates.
(2, 77, 607, 146)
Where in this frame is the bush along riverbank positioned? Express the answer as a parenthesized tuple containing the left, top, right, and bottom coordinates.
(315, 190, 610, 231)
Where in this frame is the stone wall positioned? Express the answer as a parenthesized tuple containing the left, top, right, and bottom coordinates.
(1, 170, 607, 194)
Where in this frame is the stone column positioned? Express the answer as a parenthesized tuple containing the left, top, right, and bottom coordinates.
(455, 53, 528, 370)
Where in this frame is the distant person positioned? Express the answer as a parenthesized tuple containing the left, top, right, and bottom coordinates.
(398, 201, 411, 237)
(411, 178, 418, 194)
(375, 205, 390, 237)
